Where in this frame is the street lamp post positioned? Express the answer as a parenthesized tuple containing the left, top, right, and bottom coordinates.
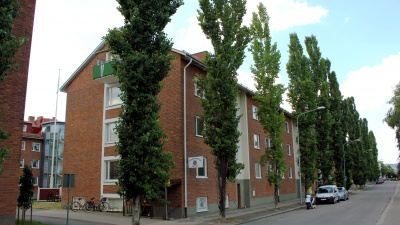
(297, 106, 325, 205)
(343, 139, 360, 186)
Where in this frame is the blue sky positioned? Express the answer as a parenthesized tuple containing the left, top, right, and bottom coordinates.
(25, 0, 400, 164)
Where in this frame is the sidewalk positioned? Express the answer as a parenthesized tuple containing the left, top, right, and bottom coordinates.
(24, 198, 303, 225)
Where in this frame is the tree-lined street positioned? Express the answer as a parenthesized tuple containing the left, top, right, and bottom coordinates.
(247, 181, 400, 225)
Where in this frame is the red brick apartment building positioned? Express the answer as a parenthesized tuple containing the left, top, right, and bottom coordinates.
(21, 116, 46, 196)
(60, 40, 299, 218)
(0, 0, 36, 223)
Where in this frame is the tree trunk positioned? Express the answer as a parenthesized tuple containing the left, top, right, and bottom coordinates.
(274, 185, 279, 209)
(218, 157, 227, 219)
(132, 195, 141, 225)
(22, 207, 25, 225)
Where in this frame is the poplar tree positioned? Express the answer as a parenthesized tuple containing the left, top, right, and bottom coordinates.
(384, 81, 400, 149)
(249, 3, 285, 209)
(368, 131, 380, 181)
(18, 165, 34, 225)
(0, 0, 26, 175)
(287, 33, 318, 193)
(196, 0, 250, 219)
(104, 1, 183, 224)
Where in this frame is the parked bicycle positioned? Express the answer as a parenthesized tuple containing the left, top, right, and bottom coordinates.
(70, 198, 84, 212)
(83, 197, 109, 213)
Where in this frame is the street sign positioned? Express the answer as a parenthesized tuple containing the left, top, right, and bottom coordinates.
(63, 174, 75, 188)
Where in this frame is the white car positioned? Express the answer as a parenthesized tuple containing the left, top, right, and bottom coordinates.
(316, 185, 340, 204)
(338, 187, 349, 201)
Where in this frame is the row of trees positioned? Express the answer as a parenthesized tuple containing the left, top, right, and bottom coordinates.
(287, 33, 381, 190)
(106, 1, 384, 224)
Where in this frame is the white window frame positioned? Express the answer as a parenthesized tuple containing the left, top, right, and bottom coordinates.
(23, 125, 27, 132)
(194, 77, 205, 98)
(31, 159, 39, 169)
(289, 167, 293, 179)
(32, 143, 41, 152)
(196, 197, 208, 212)
(20, 159, 24, 168)
(254, 134, 260, 149)
(266, 138, 270, 148)
(281, 170, 285, 179)
(105, 160, 119, 182)
(195, 116, 204, 137)
(196, 158, 207, 178)
(255, 163, 262, 179)
(285, 121, 289, 133)
(287, 144, 291, 156)
(22, 141, 25, 150)
(33, 176, 39, 186)
(267, 164, 272, 173)
(252, 105, 258, 120)
(106, 85, 123, 108)
(105, 119, 119, 146)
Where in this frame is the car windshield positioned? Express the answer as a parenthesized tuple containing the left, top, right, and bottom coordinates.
(318, 187, 333, 193)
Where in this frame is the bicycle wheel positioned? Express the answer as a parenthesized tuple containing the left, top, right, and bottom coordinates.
(70, 201, 80, 212)
(83, 202, 93, 213)
(99, 202, 110, 212)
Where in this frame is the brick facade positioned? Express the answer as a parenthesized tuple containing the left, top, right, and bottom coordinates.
(0, 0, 36, 223)
(60, 42, 298, 218)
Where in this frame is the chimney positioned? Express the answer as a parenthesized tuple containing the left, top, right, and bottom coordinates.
(36, 116, 43, 125)
(28, 116, 35, 122)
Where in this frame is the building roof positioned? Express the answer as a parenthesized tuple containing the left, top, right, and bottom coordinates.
(22, 133, 44, 140)
(60, 40, 292, 117)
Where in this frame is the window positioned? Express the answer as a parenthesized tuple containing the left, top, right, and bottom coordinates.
(287, 144, 291, 155)
(195, 116, 205, 137)
(267, 164, 272, 173)
(289, 167, 293, 179)
(105, 161, 119, 180)
(31, 159, 39, 169)
(196, 197, 208, 212)
(106, 122, 118, 143)
(252, 105, 258, 120)
(194, 77, 205, 98)
(266, 138, 270, 148)
(255, 163, 262, 179)
(281, 170, 285, 179)
(33, 177, 38, 186)
(20, 159, 24, 168)
(196, 158, 207, 178)
(254, 134, 260, 149)
(22, 141, 25, 150)
(23, 125, 27, 132)
(32, 143, 41, 152)
(107, 86, 122, 107)
(285, 121, 289, 133)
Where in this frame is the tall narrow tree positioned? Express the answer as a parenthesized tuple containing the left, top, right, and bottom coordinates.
(384, 81, 400, 150)
(18, 165, 34, 225)
(104, 1, 183, 224)
(287, 33, 319, 192)
(249, 3, 286, 209)
(197, 0, 250, 219)
(368, 131, 380, 181)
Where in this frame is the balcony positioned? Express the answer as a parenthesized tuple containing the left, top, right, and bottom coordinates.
(93, 62, 118, 84)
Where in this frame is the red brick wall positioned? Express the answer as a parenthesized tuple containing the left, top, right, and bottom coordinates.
(61, 46, 106, 203)
(0, 0, 36, 220)
(20, 137, 42, 194)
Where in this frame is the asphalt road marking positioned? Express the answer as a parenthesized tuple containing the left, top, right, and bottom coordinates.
(376, 181, 400, 225)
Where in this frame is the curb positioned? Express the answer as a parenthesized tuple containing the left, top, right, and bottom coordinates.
(235, 205, 303, 224)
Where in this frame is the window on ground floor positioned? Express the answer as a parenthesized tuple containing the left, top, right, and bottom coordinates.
(255, 163, 262, 179)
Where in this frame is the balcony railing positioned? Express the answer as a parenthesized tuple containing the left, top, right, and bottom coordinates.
(93, 62, 116, 79)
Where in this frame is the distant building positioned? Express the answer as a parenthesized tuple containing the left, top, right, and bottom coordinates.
(0, 0, 36, 223)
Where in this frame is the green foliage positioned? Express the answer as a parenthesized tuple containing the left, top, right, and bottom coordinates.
(197, 0, 250, 218)
(104, 0, 183, 207)
(286, 33, 318, 190)
(0, 0, 27, 84)
(384, 81, 400, 149)
(249, 3, 285, 208)
(0, 111, 10, 175)
(368, 131, 380, 180)
(18, 165, 34, 210)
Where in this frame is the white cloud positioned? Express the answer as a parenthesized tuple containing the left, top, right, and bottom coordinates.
(340, 53, 400, 164)
(245, 0, 328, 32)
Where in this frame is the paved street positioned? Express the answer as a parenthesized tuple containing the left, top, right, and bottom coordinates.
(19, 181, 400, 225)
(246, 181, 400, 225)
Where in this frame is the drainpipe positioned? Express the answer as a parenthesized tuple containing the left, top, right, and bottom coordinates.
(183, 56, 192, 218)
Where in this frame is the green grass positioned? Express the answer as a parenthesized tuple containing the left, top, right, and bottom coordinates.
(31, 200, 61, 209)
(15, 219, 52, 225)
